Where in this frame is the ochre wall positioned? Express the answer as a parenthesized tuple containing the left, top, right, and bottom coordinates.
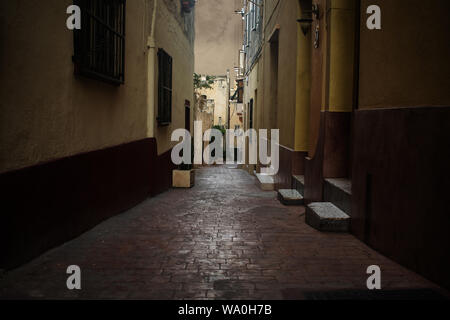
(243, 64, 259, 172)
(328, 0, 356, 112)
(244, 62, 259, 130)
(194, 95, 214, 135)
(0, 0, 195, 171)
(276, 0, 299, 149)
(308, 0, 327, 157)
(198, 77, 228, 126)
(262, 0, 298, 149)
(153, 0, 195, 155)
(294, 4, 311, 153)
(359, 0, 450, 109)
(261, 36, 278, 134)
(230, 104, 243, 131)
(0, 0, 148, 174)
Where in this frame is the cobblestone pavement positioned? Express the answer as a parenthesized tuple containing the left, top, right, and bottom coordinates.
(0, 166, 447, 299)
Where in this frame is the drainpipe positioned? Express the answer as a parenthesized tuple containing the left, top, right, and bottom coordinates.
(352, 0, 361, 111)
(147, 0, 158, 137)
(227, 69, 231, 130)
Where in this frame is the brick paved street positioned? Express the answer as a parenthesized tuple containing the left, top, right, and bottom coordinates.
(0, 166, 446, 299)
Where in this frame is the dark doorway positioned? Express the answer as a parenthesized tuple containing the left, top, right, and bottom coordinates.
(185, 100, 191, 132)
(269, 38, 279, 129)
(249, 99, 254, 129)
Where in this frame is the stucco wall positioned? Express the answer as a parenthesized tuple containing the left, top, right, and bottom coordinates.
(199, 77, 228, 126)
(153, 0, 195, 155)
(244, 63, 259, 130)
(229, 104, 243, 130)
(0, 0, 149, 174)
(328, 0, 356, 112)
(0, 0, 195, 171)
(308, 0, 327, 157)
(194, 94, 214, 136)
(359, 0, 450, 109)
(261, 0, 298, 149)
(276, 0, 298, 149)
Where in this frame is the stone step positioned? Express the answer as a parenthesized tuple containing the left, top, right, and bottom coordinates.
(255, 173, 275, 191)
(306, 202, 350, 232)
(292, 175, 305, 196)
(278, 189, 304, 206)
(323, 178, 352, 215)
(259, 165, 277, 176)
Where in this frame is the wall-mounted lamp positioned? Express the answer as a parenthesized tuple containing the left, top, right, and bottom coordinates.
(296, 4, 320, 35)
(297, 17, 313, 35)
(234, 9, 245, 18)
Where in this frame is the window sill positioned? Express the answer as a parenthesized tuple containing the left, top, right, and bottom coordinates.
(74, 63, 124, 86)
(157, 121, 171, 127)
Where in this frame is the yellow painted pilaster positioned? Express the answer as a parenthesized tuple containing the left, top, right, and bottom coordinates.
(328, 0, 356, 112)
(294, 8, 312, 152)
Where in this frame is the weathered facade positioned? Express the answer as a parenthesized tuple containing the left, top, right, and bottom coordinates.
(194, 93, 214, 139)
(0, 0, 195, 269)
(198, 76, 229, 126)
(241, 0, 450, 289)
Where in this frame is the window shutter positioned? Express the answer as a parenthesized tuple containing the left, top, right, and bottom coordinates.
(157, 49, 173, 125)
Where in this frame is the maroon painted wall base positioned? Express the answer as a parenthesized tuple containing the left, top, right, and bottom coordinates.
(304, 113, 326, 203)
(351, 106, 450, 290)
(305, 111, 352, 203)
(323, 112, 351, 178)
(0, 138, 174, 270)
(276, 145, 307, 190)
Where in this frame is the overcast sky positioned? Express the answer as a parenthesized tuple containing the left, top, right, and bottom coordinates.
(194, 0, 243, 81)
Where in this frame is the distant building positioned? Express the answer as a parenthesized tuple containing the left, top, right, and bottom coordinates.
(194, 94, 214, 140)
(197, 76, 229, 127)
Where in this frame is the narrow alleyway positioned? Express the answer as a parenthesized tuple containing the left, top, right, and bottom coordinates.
(0, 166, 446, 300)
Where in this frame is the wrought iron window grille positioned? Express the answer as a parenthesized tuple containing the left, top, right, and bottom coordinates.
(73, 0, 126, 85)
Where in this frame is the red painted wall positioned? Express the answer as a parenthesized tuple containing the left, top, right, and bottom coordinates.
(0, 138, 174, 270)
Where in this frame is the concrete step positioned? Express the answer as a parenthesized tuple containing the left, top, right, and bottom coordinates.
(324, 178, 352, 215)
(256, 173, 275, 191)
(259, 165, 277, 176)
(292, 175, 305, 196)
(306, 202, 350, 232)
(278, 189, 304, 206)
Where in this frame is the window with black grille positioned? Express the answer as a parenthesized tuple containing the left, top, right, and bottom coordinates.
(158, 49, 173, 125)
(73, 0, 126, 85)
